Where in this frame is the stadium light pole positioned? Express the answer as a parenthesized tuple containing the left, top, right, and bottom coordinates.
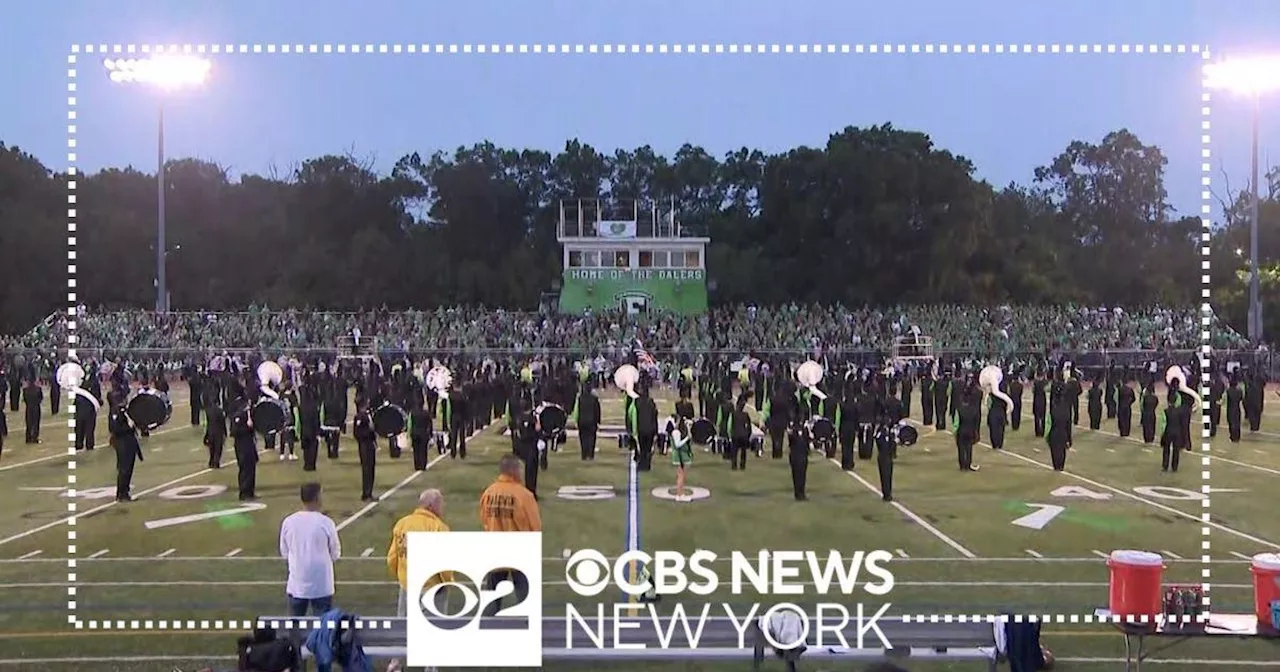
(1205, 55, 1280, 346)
(104, 55, 211, 313)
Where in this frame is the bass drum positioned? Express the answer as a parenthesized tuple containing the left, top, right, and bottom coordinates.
(536, 403, 568, 437)
(126, 389, 172, 431)
(809, 416, 835, 443)
(896, 422, 919, 447)
(689, 418, 715, 445)
(372, 403, 408, 438)
(252, 398, 287, 435)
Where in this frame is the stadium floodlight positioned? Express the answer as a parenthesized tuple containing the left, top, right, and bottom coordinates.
(103, 55, 211, 312)
(104, 55, 211, 89)
(1204, 55, 1279, 345)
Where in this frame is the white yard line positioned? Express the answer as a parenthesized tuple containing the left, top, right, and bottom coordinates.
(0, 449, 264, 547)
(157, 548, 176, 558)
(224, 548, 242, 558)
(88, 549, 109, 559)
(17, 550, 42, 560)
(0, 420, 192, 473)
(829, 458, 977, 558)
(1092, 550, 1109, 559)
(1161, 550, 1183, 560)
(1025, 550, 1043, 559)
(1230, 551, 1254, 561)
(334, 422, 492, 533)
(361, 548, 374, 557)
(894, 549, 909, 558)
(911, 418, 1280, 550)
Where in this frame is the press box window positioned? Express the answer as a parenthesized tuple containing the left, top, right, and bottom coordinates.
(684, 250, 700, 268)
(568, 251, 583, 267)
(614, 251, 630, 268)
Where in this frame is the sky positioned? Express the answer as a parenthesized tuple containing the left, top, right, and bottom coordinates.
(3, 0, 1279, 218)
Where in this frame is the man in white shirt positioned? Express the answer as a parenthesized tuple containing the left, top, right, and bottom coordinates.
(279, 482, 341, 616)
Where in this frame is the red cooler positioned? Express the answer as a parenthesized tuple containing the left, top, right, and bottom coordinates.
(1107, 550, 1164, 618)
(1250, 553, 1280, 627)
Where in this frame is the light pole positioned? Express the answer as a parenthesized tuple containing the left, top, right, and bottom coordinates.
(104, 55, 211, 312)
(1205, 55, 1280, 346)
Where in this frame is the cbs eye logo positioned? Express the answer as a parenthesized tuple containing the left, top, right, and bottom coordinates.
(565, 549, 651, 597)
(417, 568, 531, 630)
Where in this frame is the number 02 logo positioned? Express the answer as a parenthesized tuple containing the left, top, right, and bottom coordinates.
(419, 568, 531, 630)
(405, 531, 543, 668)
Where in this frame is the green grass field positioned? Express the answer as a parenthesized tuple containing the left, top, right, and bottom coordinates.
(0, 384, 1278, 671)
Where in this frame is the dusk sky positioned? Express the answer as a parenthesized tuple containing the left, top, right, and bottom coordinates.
(5, 0, 1279, 217)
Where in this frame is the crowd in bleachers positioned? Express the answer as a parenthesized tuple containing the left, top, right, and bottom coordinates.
(0, 304, 1248, 354)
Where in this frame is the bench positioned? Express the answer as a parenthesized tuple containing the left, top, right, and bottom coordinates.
(259, 613, 998, 671)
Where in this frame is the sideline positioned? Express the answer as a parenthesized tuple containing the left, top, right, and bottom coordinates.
(0, 406, 194, 473)
(829, 458, 977, 558)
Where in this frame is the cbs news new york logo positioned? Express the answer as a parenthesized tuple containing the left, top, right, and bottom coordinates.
(406, 531, 543, 668)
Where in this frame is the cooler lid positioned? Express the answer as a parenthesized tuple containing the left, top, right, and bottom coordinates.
(1252, 553, 1280, 571)
(1109, 550, 1163, 566)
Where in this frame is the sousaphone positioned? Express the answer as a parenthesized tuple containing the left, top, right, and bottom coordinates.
(1165, 365, 1203, 410)
(979, 365, 1015, 418)
(57, 361, 100, 412)
(251, 361, 287, 435)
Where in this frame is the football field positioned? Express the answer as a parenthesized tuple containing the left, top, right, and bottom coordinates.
(0, 385, 1278, 671)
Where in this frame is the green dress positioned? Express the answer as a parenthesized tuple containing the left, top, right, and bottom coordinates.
(671, 432, 693, 467)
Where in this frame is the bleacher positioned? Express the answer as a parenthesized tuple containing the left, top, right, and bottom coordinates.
(260, 613, 999, 671)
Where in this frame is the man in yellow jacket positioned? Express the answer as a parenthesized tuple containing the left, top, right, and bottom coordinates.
(477, 455, 542, 618)
(387, 488, 451, 618)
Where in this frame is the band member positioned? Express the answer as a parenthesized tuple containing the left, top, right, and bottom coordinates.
(1008, 371, 1024, 431)
(1244, 372, 1264, 433)
(1031, 371, 1048, 437)
(954, 386, 980, 472)
(298, 386, 322, 471)
(1066, 371, 1082, 425)
(920, 370, 935, 426)
(1207, 373, 1225, 438)
(1160, 390, 1188, 473)
(1140, 382, 1159, 444)
(900, 372, 913, 420)
(1225, 376, 1244, 443)
(184, 362, 204, 426)
(280, 385, 298, 461)
(409, 398, 433, 471)
(571, 384, 601, 461)
(629, 384, 660, 471)
(728, 391, 755, 472)
(48, 365, 59, 416)
(1046, 383, 1072, 471)
(6, 365, 19, 411)
(932, 372, 949, 431)
(322, 384, 344, 459)
(1105, 364, 1119, 420)
(856, 384, 876, 461)
(23, 379, 42, 444)
(74, 380, 100, 452)
(1086, 377, 1103, 430)
(874, 413, 896, 503)
(787, 415, 810, 501)
(1117, 378, 1136, 438)
(670, 418, 693, 499)
(763, 382, 790, 459)
(108, 391, 142, 501)
(837, 387, 858, 471)
(442, 384, 468, 460)
(987, 384, 1008, 450)
(511, 400, 539, 497)
(203, 391, 227, 469)
(229, 394, 258, 500)
(354, 401, 377, 501)
(0, 393, 7, 459)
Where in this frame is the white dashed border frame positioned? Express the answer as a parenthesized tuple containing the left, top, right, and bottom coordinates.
(66, 42, 1214, 632)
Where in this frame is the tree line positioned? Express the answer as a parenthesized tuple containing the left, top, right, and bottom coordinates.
(0, 125, 1275, 337)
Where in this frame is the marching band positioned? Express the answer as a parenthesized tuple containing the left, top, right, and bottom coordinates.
(0, 346, 1265, 509)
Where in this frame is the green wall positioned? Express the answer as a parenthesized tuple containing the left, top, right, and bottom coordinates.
(558, 268, 708, 314)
